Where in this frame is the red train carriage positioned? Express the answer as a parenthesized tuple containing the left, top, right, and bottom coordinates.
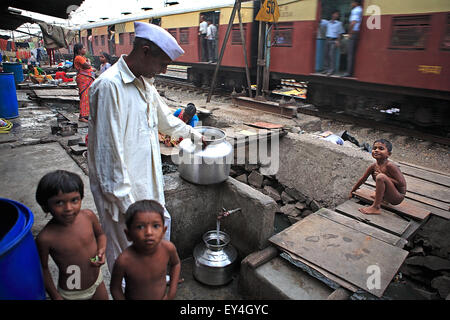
(72, 0, 449, 131)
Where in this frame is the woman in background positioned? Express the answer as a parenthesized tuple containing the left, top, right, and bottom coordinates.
(98, 52, 112, 75)
(73, 43, 95, 123)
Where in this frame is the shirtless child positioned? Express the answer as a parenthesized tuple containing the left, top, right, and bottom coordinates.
(349, 139, 407, 215)
(35, 170, 108, 300)
(110, 200, 181, 300)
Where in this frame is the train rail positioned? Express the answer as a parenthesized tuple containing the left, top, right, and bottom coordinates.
(156, 71, 450, 146)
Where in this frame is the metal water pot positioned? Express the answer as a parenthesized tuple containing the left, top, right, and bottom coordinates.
(193, 230, 238, 286)
(177, 126, 233, 185)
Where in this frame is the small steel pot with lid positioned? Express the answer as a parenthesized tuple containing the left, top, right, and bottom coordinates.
(177, 126, 233, 185)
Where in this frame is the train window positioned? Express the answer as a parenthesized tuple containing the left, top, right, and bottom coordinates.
(179, 28, 189, 45)
(94, 36, 98, 46)
(119, 33, 124, 45)
(231, 25, 246, 45)
(101, 35, 105, 46)
(130, 32, 135, 45)
(272, 22, 293, 47)
(390, 15, 430, 50)
(440, 14, 450, 51)
(168, 28, 178, 41)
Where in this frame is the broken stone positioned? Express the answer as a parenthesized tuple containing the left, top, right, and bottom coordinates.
(235, 174, 248, 184)
(287, 216, 302, 224)
(431, 276, 450, 299)
(248, 171, 264, 188)
(245, 164, 259, 172)
(413, 216, 450, 259)
(300, 210, 313, 218)
(263, 186, 281, 202)
(310, 200, 321, 212)
(405, 256, 450, 271)
(280, 204, 301, 217)
(280, 191, 295, 204)
(284, 187, 307, 202)
(294, 202, 307, 211)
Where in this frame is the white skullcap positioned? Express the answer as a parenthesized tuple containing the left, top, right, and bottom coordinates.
(134, 21, 185, 60)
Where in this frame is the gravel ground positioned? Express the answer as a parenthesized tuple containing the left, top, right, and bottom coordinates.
(160, 86, 450, 175)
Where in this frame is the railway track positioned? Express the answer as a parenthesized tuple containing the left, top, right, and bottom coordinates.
(156, 71, 450, 146)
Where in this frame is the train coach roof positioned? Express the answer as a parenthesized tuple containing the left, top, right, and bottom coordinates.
(76, 0, 239, 30)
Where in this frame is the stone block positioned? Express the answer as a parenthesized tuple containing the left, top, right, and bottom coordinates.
(431, 276, 450, 299)
(281, 191, 295, 204)
(263, 186, 281, 202)
(280, 204, 301, 217)
(295, 202, 307, 211)
(248, 171, 264, 188)
(405, 256, 450, 271)
(310, 200, 321, 212)
(235, 174, 248, 184)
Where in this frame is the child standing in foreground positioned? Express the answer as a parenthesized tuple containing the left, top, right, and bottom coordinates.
(35, 170, 108, 300)
(349, 139, 407, 215)
(110, 200, 181, 300)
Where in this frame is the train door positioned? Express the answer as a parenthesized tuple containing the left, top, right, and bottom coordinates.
(108, 25, 116, 56)
(316, 0, 362, 75)
(199, 10, 220, 62)
(151, 18, 161, 26)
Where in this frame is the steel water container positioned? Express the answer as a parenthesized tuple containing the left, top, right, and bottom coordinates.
(193, 231, 237, 286)
(177, 126, 233, 185)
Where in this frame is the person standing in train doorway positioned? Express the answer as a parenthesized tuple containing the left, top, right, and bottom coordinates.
(319, 10, 345, 76)
(206, 19, 217, 63)
(343, 0, 363, 77)
(198, 15, 208, 62)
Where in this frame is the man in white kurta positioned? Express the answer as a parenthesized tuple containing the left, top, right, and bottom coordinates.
(88, 22, 202, 273)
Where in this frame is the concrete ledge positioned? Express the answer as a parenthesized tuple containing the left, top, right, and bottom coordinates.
(164, 173, 277, 259)
(276, 133, 373, 208)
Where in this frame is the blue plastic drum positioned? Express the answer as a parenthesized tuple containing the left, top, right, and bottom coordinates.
(2, 62, 24, 84)
(0, 198, 45, 300)
(0, 73, 19, 119)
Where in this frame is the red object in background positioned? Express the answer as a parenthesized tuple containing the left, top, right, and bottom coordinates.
(55, 71, 74, 82)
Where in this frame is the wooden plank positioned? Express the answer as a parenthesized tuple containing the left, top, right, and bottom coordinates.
(353, 188, 430, 221)
(280, 251, 359, 293)
(335, 200, 410, 236)
(317, 208, 407, 248)
(398, 161, 450, 178)
(366, 175, 449, 205)
(269, 213, 409, 298)
(398, 163, 450, 188)
(364, 184, 450, 219)
(244, 122, 285, 129)
(33, 89, 79, 96)
(159, 143, 179, 156)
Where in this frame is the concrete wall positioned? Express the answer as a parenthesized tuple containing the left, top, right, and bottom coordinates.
(275, 133, 373, 209)
(164, 173, 277, 260)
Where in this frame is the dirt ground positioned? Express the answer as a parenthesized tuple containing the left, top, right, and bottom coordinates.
(161, 87, 450, 175)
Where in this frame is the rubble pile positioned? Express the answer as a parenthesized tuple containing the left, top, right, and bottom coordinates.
(399, 216, 450, 300)
(230, 164, 322, 225)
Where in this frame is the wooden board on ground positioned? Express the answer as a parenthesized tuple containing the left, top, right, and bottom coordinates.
(398, 163, 450, 188)
(269, 213, 409, 298)
(366, 175, 449, 205)
(57, 111, 88, 128)
(353, 188, 430, 221)
(281, 251, 359, 293)
(335, 199, 411, 236)
(244, 122, 285, 129)
(363, 184, 450, 220)
(317, 208, 407, 247)
(33, 89, 79, 97)
(398, 161, 450, 179)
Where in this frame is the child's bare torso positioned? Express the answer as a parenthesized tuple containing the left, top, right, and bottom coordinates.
(372, 161, 407, 194)
(43, 210, 99, 290)
(122, 242, 171, 300)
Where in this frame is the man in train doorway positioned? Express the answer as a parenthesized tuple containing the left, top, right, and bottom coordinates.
(88, 21, 204, 273)
(206, 19, 217, 63)
(343, 0, 363, 77)
(320, 10, 345, 76)
(198, 15, 208, 62)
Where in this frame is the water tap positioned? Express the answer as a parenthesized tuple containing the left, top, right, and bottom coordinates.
(218, 207, 241, 220)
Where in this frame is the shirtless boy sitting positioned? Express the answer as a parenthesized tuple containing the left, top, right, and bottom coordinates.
(35, 170, 108, 300)
(110, 200, 181, 300)
(349, 139, 407, 215)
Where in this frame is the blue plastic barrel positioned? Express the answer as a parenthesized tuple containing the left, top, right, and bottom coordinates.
(0, 198, 46, 300)
(2, 62, 24, 84)
(0, 73, 19, 119)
